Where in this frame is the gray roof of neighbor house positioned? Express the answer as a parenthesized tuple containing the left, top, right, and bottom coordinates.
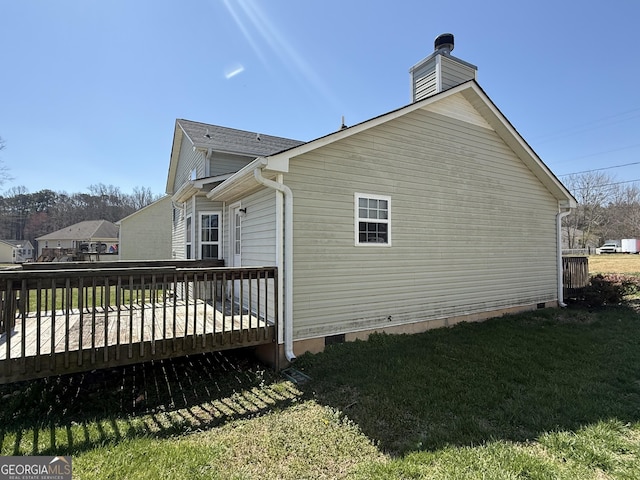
(36, 220, 119, 241)
(0, 239, 34, 248)
(177, 119, 305, 157)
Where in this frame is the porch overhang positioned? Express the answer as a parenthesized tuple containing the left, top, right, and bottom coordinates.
(173, 174, 235, 204)
(207, 157, 285, 202)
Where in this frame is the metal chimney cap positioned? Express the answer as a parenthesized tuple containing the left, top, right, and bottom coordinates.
(434, 33, 454, 53)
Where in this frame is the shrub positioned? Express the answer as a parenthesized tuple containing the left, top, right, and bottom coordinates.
(578, 274, 640, 307)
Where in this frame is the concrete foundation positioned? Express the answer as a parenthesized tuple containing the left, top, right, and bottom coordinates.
(255, 301, 555, 369)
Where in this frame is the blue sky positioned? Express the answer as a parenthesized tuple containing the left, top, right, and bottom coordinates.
(1, 0, 639, 196)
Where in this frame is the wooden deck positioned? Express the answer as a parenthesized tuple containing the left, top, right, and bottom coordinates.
(0, 264, 277, 384)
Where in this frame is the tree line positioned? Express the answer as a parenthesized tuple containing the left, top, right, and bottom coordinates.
(563, 172, 640, 248)
(0, 184, 161, 248)
(0, 136, 161, 248)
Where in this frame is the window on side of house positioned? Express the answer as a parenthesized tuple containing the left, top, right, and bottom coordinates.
(185, 215, 192, 259)
(200, 212, 221, 259)
(355, 193, 391, 246)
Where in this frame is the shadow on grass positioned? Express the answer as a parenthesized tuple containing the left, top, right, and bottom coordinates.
(294, 304, 640, 456)
(0, 349, 301, 457)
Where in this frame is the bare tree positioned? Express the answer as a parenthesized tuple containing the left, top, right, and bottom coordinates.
(562, 172, 616, 248)
(0, 186, 30, 239)
(604, 183, 640, 240)
(0, 185, 163, 246)
(0, 137, 12, 187)
(128, 186, 161, 210)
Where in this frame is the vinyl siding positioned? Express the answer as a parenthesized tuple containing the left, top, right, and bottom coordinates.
(172, 202, 186, 260)
(221, 188, 277, 267)
(219, 188, 277, 322)
(173, 137, 205, 192)
(119, 197, 173, 260)
(285, 92, 559, 340)
(210, 152, 255, 177)
(412, 55, 476, 101)
(440, 55, 476, 91)
(0, 243, 13, 263)
(412, 57, 438, 101)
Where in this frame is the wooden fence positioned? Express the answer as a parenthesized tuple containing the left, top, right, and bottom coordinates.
(562, 256, 589, 298)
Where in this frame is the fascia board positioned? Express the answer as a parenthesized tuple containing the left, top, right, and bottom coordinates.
(173, 174, 234, 204)
(265, 155, 289, 172)
(166, 121, 188, 195)
(208, 88, 473, 199)
(263, 90, 457, 166)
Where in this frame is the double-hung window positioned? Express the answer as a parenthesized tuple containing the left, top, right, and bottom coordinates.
(355, 193, 391, 245)
(200, 212, 221, 259)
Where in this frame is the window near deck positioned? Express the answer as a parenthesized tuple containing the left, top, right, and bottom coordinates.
(185, 215, 192, 259)
(355, 193, 391, 245)
(200, 212, 220, 259)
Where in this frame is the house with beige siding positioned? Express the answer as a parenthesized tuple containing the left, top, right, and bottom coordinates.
(117, 196, 173, 260)
(166, 34, 577, 364)
(0, 239, 34, 264)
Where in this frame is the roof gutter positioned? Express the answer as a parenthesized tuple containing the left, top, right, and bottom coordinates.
(556, 207, 572, 307)
(253, 161, 296, 362)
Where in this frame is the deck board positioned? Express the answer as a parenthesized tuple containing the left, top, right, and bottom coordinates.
(0, 300, 269, 361)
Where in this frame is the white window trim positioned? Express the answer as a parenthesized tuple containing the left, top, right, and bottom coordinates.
(354, 192, 392, 246)
(199, 211, 222, 260)
(185, 214, 193, 259)
(229, 201, 243, 266)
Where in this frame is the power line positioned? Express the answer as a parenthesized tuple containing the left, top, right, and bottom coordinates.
(532, 106, 640, 145)
(570, 178, 640, 190)
(560, 142, 640, 163)
(559, 161, 640, 177)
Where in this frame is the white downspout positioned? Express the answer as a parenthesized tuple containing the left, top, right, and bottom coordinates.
(556, 208, 571, 307)
(254, 164, 296, 362)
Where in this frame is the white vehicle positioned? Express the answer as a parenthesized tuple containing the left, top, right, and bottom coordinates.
(599, 242, 621, 254)
(621, 238, 640, 254)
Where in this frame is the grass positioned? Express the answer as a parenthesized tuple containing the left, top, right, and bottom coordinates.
(1, 259, 639, 478)
(589, 254, 640, 275)
(24, 285, 168, 312)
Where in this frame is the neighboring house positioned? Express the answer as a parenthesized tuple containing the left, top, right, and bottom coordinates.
(36, 220, 119, 259)
(117, 196, 173, 260)
(165, 34, 577, 363)
(0, 239, 35, 264)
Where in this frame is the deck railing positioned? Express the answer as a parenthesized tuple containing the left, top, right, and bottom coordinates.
(0, 264, 277, 384)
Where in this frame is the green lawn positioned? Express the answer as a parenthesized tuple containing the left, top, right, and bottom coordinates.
(2, 301, 640, 478)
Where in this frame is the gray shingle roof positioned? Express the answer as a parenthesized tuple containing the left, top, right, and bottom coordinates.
(177, 119, 304, 157)
(36, 220, 119, 241)
(0, 239, 33, 248)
